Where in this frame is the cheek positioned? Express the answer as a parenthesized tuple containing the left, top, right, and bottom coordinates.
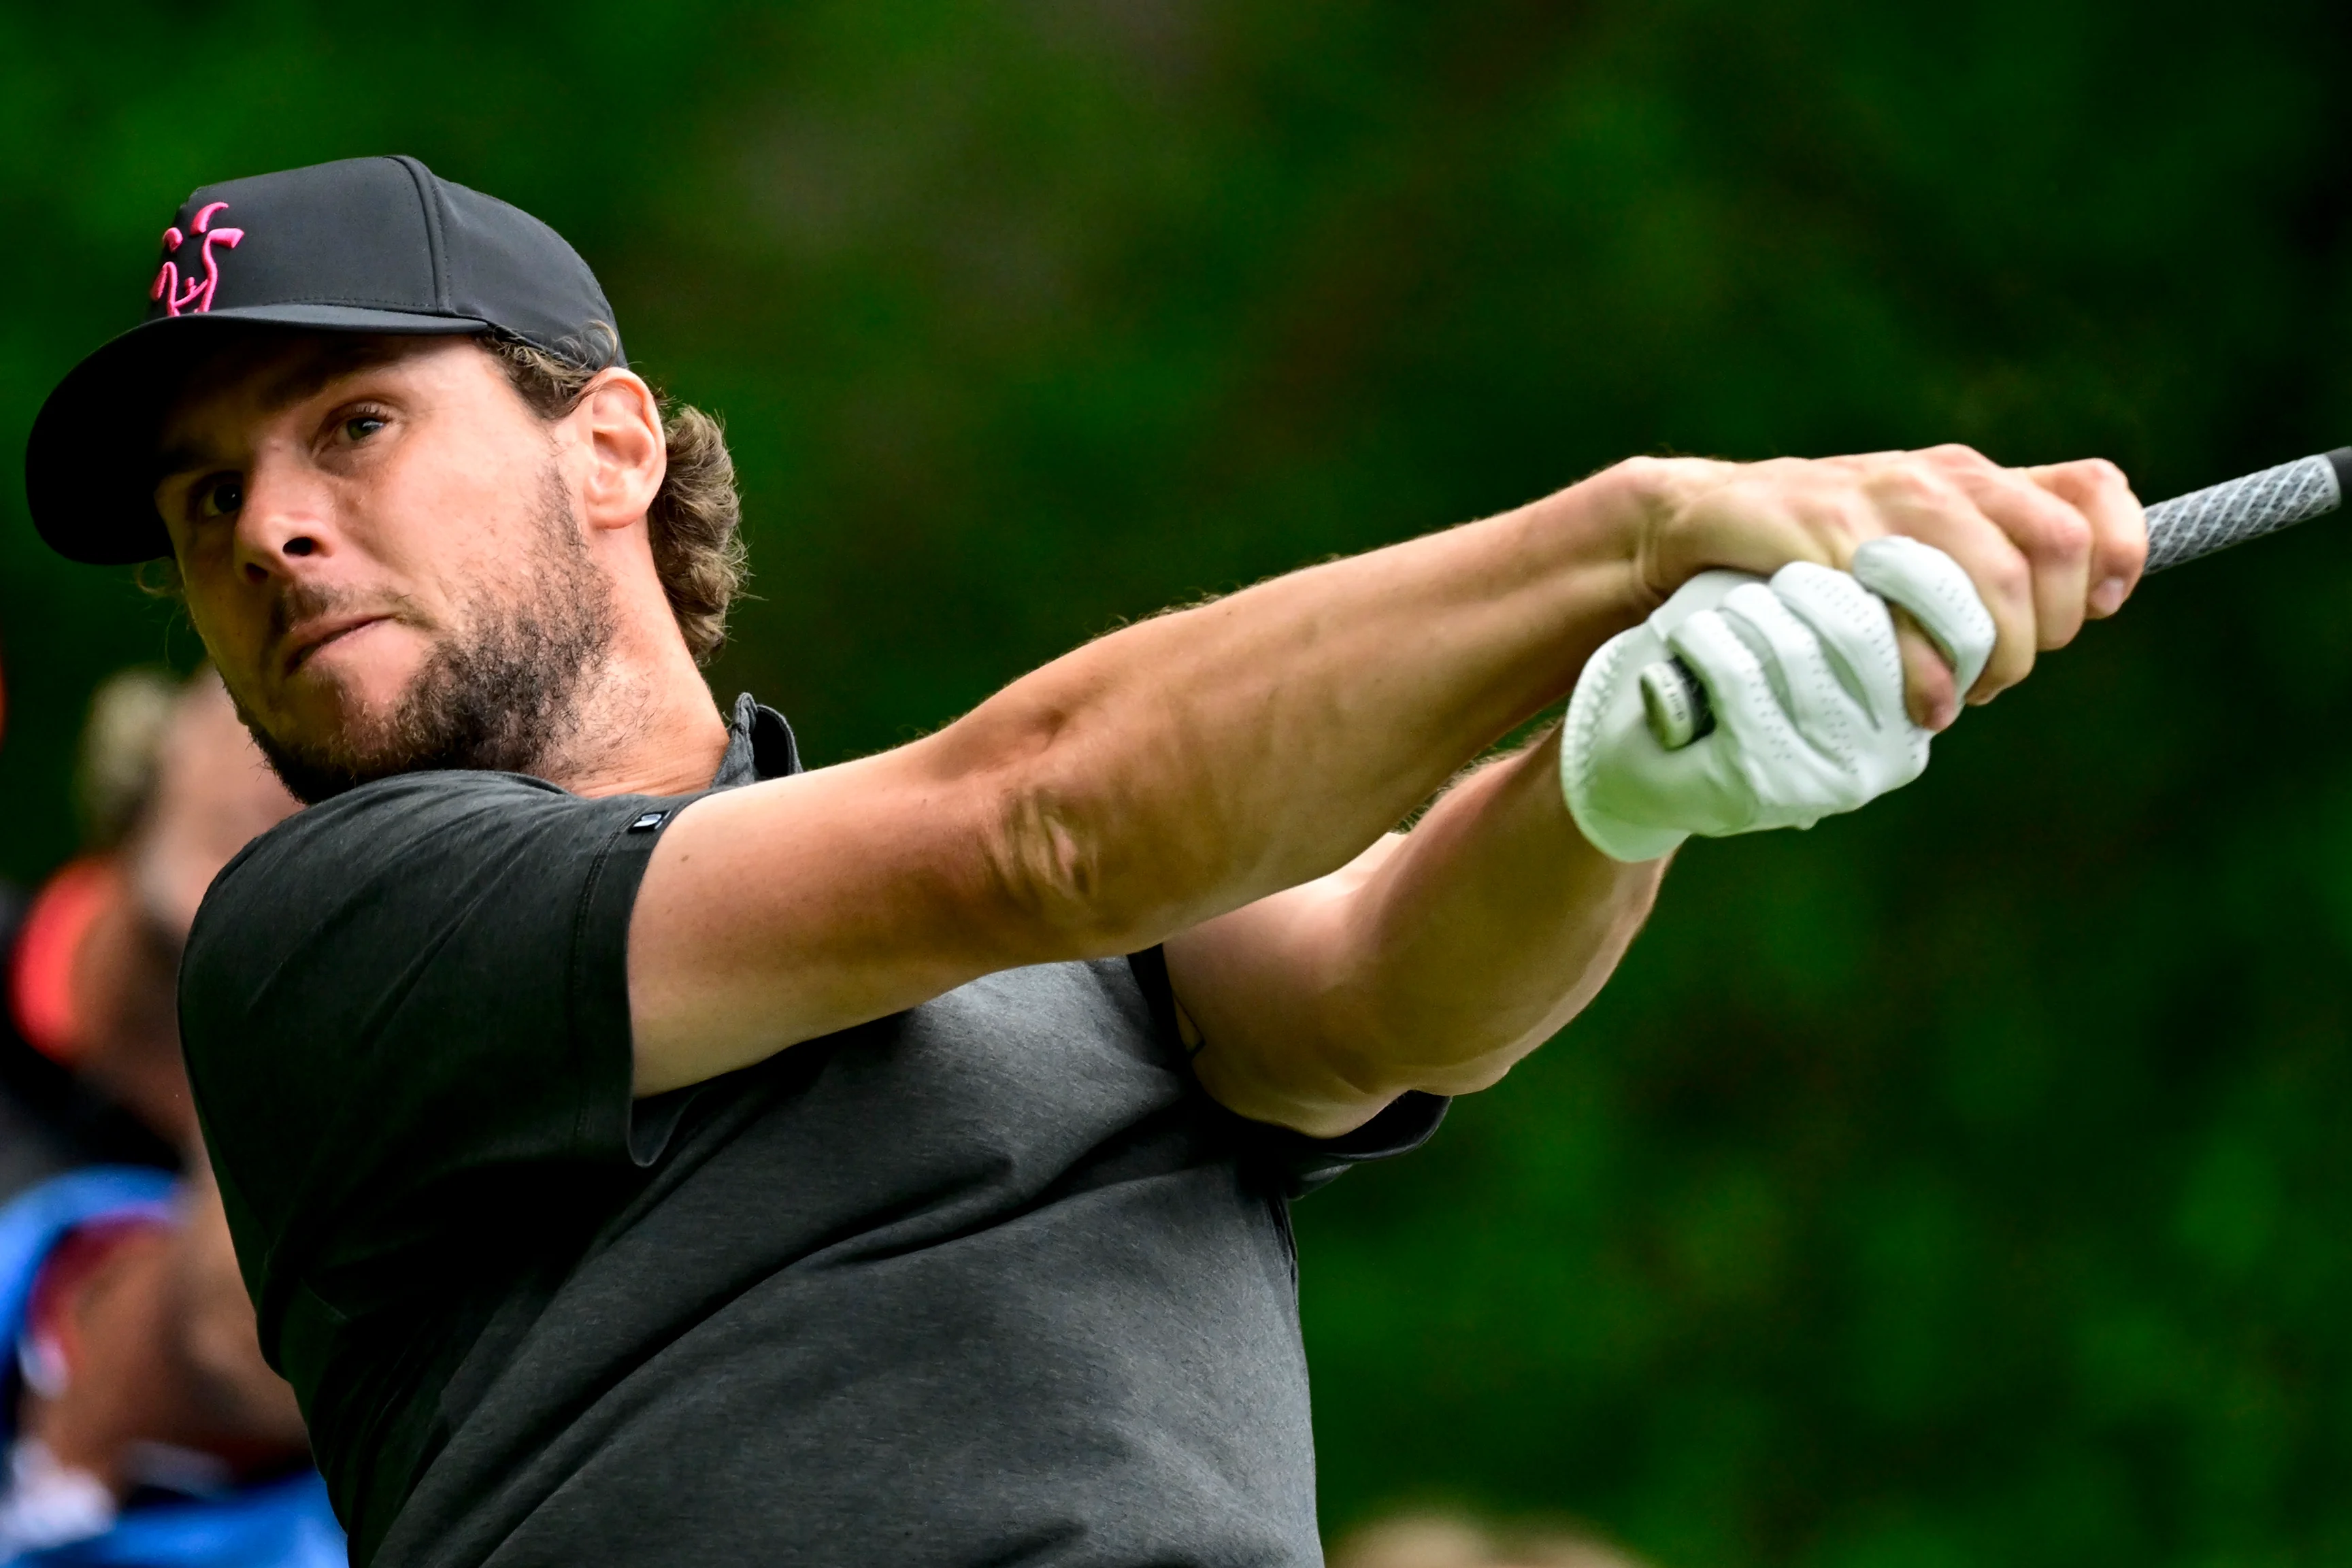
(367, 444, 544, 578)
(181, 573, 260, 671)
(179, 575, 292, 727)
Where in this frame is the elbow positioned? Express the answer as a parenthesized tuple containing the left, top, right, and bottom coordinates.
(1320, 1012, 1525, 1105)
(996, 780, 1110, 936)
(978, 749, 1171, 959)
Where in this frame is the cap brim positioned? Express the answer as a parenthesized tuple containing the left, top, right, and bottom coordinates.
(25, 304, 493, 566)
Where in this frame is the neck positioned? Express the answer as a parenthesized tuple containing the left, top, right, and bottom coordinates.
(535, 638, 730, 798)
(525, 519, 736, 797)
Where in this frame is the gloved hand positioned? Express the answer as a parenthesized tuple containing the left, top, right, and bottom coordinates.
(1559, 537, 1998, 863)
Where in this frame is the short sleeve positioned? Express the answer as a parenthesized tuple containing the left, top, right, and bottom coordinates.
(180, 771, 692, 1361)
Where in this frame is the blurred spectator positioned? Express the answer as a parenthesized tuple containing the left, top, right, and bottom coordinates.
(1331, 1512, 1650, 1568)
(0, 1165, 339, 1565)
(0, 671, 297, 1195)
(0, 669, 337, 1563)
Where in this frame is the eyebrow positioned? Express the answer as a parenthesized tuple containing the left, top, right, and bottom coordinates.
(254, 338, 409, 413)
(150, 337, 421, 486)
(151, 439, 216, 488)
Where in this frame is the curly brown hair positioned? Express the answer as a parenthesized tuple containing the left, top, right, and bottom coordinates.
(482, 328, 748, 664)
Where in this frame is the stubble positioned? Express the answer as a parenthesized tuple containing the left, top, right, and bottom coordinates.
(243, 469, 617, 805)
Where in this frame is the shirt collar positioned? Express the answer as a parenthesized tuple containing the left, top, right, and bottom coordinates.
(710, 694, 803, 788)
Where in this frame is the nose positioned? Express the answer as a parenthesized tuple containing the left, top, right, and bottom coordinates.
(230, 451, 334, 586)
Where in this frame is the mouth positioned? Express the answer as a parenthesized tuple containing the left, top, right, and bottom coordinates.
(280, 612, 391, 677)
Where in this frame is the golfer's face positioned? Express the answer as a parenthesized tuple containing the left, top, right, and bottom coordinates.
(152, 335, 555, 752)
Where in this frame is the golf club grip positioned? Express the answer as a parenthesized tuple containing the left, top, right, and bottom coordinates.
(2142, 448, 2352, 573)
(1640, 447, 2352, 750)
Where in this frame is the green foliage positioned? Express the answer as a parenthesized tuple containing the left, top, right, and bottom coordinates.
(5, 1, 2351, 1561)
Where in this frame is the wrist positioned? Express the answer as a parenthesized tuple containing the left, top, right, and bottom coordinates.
(1597, 454, 1747, 607)
(1523, 458, 1686, 627)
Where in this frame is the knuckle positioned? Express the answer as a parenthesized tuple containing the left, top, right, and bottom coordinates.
(1981, 552, 2031, 602)
(1873, 468, 1931, 508)
(1814, 495, 1870, 549)
(1924, 442, 1991, 469)
(2038, 508, 2092, 559)
(1884, 468, 1961, 514)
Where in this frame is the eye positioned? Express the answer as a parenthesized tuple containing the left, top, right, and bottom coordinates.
(195, 474, 244, 520)
(342, 408, 389, 443)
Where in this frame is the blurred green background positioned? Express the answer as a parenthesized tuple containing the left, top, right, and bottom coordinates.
(7, 1, 2352, 1563)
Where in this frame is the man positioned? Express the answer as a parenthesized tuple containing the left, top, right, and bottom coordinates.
(20, 156, 2143, 1566)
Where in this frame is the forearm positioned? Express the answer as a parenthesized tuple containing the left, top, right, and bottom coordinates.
(1170, 731, 1663, 1135)
(935, 467, 1656, 949)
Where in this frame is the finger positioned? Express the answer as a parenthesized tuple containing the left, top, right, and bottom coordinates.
(1894, 614, 1959, 731)
(1780, 564, 1957, 732)
(1942, 458, 2096, 650)
(1852, 450, 2038, 701)
(1766, 562, 1906, 731)
(1666, 607, 1789, 761)
(2026, 457, 2146, 618)
(1849, 535, 1997, 713)
(1719, 582, 1872, 769)
(1666, 610, 1817, 822)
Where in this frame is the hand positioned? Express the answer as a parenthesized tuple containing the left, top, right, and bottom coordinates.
(1561, 543, 1994, 861)
(1617, 446, 2146, 728)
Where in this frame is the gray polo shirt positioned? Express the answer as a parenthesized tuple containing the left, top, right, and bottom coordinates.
(182, 696, 1445, 1567)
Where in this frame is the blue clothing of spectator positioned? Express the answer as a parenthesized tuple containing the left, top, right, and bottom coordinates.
(0, 1169, 344, 1568)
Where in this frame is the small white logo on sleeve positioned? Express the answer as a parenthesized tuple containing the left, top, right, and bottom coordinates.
(628, 810, 669, 833)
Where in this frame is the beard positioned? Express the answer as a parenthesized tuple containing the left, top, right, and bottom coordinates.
(246, 471, 618, 805)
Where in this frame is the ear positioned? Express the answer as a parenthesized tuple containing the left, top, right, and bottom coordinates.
(575, 371, 667, 532)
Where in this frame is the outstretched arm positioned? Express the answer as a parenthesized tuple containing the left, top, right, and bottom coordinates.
(629, 469, 1651, 1093)
(629, 446, 2142, 1097)
(1161, 446, 2147, 1134)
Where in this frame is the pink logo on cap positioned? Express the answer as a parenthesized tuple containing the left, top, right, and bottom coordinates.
(150, 201, 244, 316)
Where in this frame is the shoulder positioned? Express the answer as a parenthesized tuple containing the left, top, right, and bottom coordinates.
(210, 770, 576, 889)
(199, 771, 594, 925)
(184, 770, 657, 1024)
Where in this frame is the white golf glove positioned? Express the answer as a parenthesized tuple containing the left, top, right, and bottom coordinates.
(1560, 537, 1998, 863)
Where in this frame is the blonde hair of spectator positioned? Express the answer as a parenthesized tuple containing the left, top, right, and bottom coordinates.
(76, 668, 181, 848)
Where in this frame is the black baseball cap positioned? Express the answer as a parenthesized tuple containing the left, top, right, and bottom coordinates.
(25, 154, 625, 565)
